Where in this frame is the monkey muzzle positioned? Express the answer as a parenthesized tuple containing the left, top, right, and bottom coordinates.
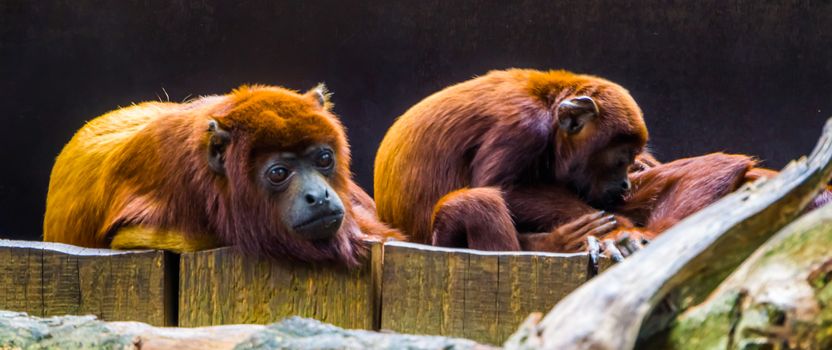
(292, 209, 344, 240)
(286, 172, 347, 240)
(590, 180, 631, 211)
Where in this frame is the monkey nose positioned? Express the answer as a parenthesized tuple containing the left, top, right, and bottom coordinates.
(620, 179, 631, 191)
(304, 189, 330, 206)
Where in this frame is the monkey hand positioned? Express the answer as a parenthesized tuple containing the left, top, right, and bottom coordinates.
(586, 229, 653, 275)
(553, 211, 619, 252)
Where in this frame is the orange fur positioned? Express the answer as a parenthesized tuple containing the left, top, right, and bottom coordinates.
(44, 85, 400, 266)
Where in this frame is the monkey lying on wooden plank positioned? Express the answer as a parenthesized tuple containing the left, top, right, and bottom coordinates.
(44, 84, 401, 267)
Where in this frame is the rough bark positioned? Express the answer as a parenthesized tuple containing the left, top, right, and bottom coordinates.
(648, 202, 832, 349)
(504, 118, 832, 350)
(0, 311, 495, 350)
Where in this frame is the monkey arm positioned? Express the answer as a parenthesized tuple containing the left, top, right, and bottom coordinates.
(621, 153, 755, 235)
(505, 185, 634, 252)
(505, 185, 635, 232)
(110, 226, 221, 253)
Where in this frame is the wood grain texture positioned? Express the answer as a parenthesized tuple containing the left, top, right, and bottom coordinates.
(178, 243, 378, 329)
(380, 241, 592, 345)
(0, 239, 172, 325)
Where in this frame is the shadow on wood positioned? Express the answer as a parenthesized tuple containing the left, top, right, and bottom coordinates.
(0, 239, 174, 326)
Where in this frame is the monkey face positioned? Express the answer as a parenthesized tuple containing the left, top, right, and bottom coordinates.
(566, 139, 640, 210)
(555, 95, 644, 210)
(583, 141, 640, 210)
(258, 145, 346, 240)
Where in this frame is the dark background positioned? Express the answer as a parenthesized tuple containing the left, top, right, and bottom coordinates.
(2, 1, 831, 240)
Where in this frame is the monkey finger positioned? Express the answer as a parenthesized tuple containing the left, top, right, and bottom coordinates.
(567, 215, 615, 241)
(625, 236, 644, 254)
(586, 236, 601, 268)
(562, 236, 587, 252)
(585, 221, 617, 239)
(560, 214, 616, 250)
(602, 239, 625, 263)
(615, 232, 633, 257)
(562, 211, 606, 232)
(586, 236, 601, 277)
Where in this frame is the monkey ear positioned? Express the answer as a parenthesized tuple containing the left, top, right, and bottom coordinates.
(556, 96, 599, 135)
(207, 119, 231, 175)
(305, 83, 332, 110)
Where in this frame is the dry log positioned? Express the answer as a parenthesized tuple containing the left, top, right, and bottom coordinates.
(651, 200, 832, 349)
(504, 118, 832, 350)
(0, 311, 495, 350)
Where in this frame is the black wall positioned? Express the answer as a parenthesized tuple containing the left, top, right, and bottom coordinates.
(2, 1, 831, 240)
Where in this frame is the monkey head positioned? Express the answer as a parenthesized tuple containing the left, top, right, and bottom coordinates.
(550, 77, 648, 210)
(204, 84, 362, 265)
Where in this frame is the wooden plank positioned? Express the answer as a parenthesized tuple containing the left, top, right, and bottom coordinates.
(380, 241, 593, 345)
(463, 252, 499, 343)
(0, 245, 43, 316)
(178, 243, 378, 329)
(0, 239, 173, 325)
(380, 240, 439, 335)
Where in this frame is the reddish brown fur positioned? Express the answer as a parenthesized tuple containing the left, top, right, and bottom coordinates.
(374, 69, 649, 251)
(431, 187, 520, 250)
(618, 157, 832, 239)
(618, 153, 756, 237)
(44, 85, 401, 267)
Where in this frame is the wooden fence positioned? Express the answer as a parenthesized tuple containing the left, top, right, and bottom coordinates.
(0, 240, 175, 326)
(0, 239, 606, 345)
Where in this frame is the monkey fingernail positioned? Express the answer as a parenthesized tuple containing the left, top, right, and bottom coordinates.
(603, 240, 625, 262)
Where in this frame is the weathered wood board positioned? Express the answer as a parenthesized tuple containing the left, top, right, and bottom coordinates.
(380, 241, 599, 345)
(0, 239, 174, 326)
(178, 243, 380, 330)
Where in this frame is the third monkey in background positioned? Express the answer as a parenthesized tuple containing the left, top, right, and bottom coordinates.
(374, 69, 756, 253)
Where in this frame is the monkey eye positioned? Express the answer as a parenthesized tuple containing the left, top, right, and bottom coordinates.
(315, 150, 334, 169)
(265, 165, 292, 185)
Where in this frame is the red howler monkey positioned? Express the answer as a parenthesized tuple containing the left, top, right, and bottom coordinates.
(44, 84, 401, 267)
(374, 69, 653, 252)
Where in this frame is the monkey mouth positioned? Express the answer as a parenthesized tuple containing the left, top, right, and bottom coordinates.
(292, 210, 345, 240)
(589, 190, 627, 211)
